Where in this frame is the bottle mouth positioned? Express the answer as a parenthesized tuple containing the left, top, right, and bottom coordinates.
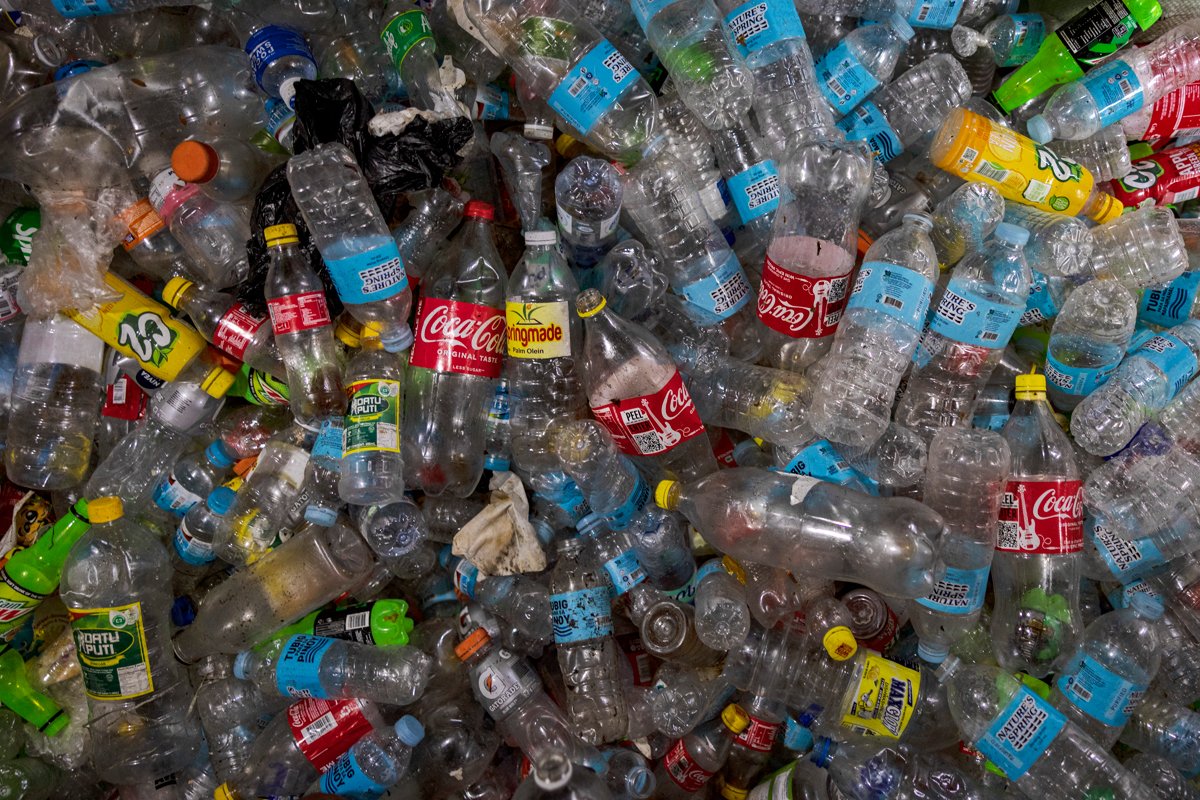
(575, 288, 606, 318)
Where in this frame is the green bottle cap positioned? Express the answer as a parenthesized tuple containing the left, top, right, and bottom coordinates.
(367, 599, 414, 646)
(0, 208, 39, 266)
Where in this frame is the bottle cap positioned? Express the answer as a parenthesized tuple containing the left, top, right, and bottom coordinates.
(654, 480, 678, 510)
(232, 651, 251, 680)
(1014, 371, 1046, 399)
(171, 140, 220, 184)
(304, 505, 338, 526)
(201, 366, 237, 399)
(264, 224, 299, 247)
(207, 486, 236, 515)
(160, 277, 195, 309)
(214, 784, 234, 800)
(575, 289, 606, 318)
(464, 201, 494, 221)
(369, 599, 415, 646)
(205, 440, 236, 469)
(720, 703, 750, 734)
(1026, 114, 1053, 144)
(453, 627, 491, 661)
(822, 626, 858, 661)
(994, 222, 1029, 248)
(171, 596, 197, 627)
(87, 496, 123, 524)
(394, 715, 425, 747)
(381, 325, 414, 353)
(902, 212, 933, 231)
(1128, 590, 1164, 620)
(810, 737, 836, 768)
(555, 133, 579, 158)
(783, 717, 813, 752)
(917, 639, 950, 664)
(334, 315, 363, 348)
(524, 229, 557, 247)
(719, 780, 749, 800)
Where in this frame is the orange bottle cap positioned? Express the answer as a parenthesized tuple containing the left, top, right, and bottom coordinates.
(171, 141, 219, 184)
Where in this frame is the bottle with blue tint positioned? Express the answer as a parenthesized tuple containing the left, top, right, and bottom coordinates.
(316, 715, 424, 799)
(227, 9, 318, 109)
(1045, 280, 1137, 413)
(153, 439, 237, 518)
(172, 483, 237, 577)
(815, 13, 913, 116)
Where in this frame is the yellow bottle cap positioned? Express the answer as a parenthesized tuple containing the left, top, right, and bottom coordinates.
(334, 315, 362, 348)
(264, 224, 299, 247)
(654, 480, 678, 510)
(721, 703, 751, 734)
(201, 366, 237, 398)
(214, 783, 235, 800)
(358, 322, 384, 349)
(160, 277, 195, 309)
(555, 133, 578, 158)
(575, 290, 606, 318)
(87, 496, 124, 524)
(1015, 371, 1047, 400)
(823, 626, 858, 661)
(718, 779, 750, 800)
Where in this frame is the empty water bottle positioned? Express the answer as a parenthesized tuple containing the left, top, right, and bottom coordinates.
(1045, 280, 1138, 413)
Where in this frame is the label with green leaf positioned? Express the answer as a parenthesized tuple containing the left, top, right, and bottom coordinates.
(69, 602, 153, 700)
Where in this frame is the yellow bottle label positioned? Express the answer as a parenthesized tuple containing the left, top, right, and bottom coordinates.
(65, 272, 206, 381)
(69, 601, 153, 700)
(506, 301, 571, 359)
(841, 653, 920, 738)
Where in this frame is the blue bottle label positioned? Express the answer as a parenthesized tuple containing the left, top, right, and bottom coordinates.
(908, 0, 964, 28)
(727, 160, 781, 224)
(1139, 331, 1199, 397)
(49, 0, 114, 16)
(320, 749, 389, 797)
(325, 241, 409, 306)
(837, 101, 903, 163)
(928, 282, 1022, 349)
(1081, 59, 1145, 129)
(605, 475, 650, 530)
(1019, 270, 1060, 325)
(1045, 350, 1118, 397)
(172, 521, 216, 566)
(1056, 653, 1148, 726)
(454, 559, 479, 599)
(777, 439, 859, 486)
(723, 0, 806, 61)
(1089, 517, 1166, 582)
(550, 587, 613, 643)
(1127, 326, 1156, 354)
(312, 419, 344, 461)
(914, 565, 989, 615)
(975, 687, 1067, 780)
(1139, 272, 1200, 327)
(816, 42, 881, 115)
(677, 251, 753, 324)
(275, 634, 335, 698)
(603, 550, 647, 596)
(1004, 14, 1048, 66)
(541, 475, 591, 524)
(547, 40, 638, 136)
(245, 26, 316, 89)
(153, 473, 202, 517)
(846, 262, 934, 330)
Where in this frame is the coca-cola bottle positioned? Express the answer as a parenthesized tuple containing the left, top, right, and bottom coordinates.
(402, 201, 507, 496)
(992, 370, 1085, 678)
(654, 704, 750, 799)
(576, 289, 717, 482)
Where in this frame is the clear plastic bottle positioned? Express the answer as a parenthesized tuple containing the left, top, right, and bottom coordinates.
(211, 439, 309, 565)
(403, 201, 506, 497)
(555, 157, 624, 269)
(710, 124, 781, 257)
(1124, 752, 1200, 800)
(171, 484, 235, 578)
(1046, 124, 1133, 183)
(148, 167, 250, 289)
(470, 573, 554, 646)
(1071, 320, 1200, 456)
(391, 188, 463, 290)
(655, 468, 945, 598)
(1086, 206, 1188, 289)
(693, 568, 750, 650)
(952, 12, 1054, 67)
(288, 142, 415, 353)
(929, 182, 1005, 271)
(552, 419, 651, 531)
(992, 371, 1085, 678)
(4, 315, 104, 491)
(815, 13, 913, 116)
(577, 289, 716, 482)
(152, 439, 236, 518)
(170, 137, 276, 203)
(339, 325, 406, 506)
(380, 0, 462, 114)
(808, 213, 937, 449)
(1045, 280, 1137, 413)
(654, 704, 749, 799)
(895, 223, 1031, 440)
(1119, 693, 1200, 777)
(1029, 22, 1200, 143)
(911, 427, 1010, 665)
(192, 654, 274, 784)
(1001, 202, 1094, 279)
(60, 497, 201, 784)
(161, 277, 285, 380)
(316, 715, 425, 798)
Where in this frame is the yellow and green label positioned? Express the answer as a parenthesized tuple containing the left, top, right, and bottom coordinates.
(381, 10, 433, 69)
(344, 379, 401, 456)
(842, 653, 920, 738)
(69, 602, 153, 700)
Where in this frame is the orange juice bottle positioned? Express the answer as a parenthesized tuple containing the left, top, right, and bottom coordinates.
(930, 108, 1123, 225)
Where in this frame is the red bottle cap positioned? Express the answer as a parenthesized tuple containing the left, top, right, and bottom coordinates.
(464, 200, 495, 221)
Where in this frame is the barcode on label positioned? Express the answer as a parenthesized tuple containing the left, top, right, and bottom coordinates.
(917, 4, 930, 21)
(976, 161, 1009, 182)
(568, 77, 587, 97)
(345, 611, 371, 630)
(301, 712, 336, 744)
(828, 76, 847, 97)
(980, 331, 999, 342)
(1072, 683, 1092, 702)
(1118, 78, 1133, 96)
(883, 295, 904, 310)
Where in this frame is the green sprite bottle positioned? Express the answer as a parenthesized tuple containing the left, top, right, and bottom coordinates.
(0, 643, 67, 736)
(993, 0, 1162, 113)
(0, 499, 90, 641)
(258, 598, 414, 649)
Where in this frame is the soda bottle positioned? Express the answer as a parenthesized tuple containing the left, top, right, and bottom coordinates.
(380, 0, 462, 114)
(161, 276, 285, 380)
(339, 324, 406, 506)
(654, 704, 750, 799)
(992, 371, 1085, 678)
(316, 715, 425, 798)
(0, 641, 69, 736)
(0, 499, 89, 640)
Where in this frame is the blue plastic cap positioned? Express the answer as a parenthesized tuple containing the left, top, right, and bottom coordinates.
(206, 440, 236, 469)
(382, 326, 414, 353)
(483, 455, 510, 471)
(207, 486, 236, 515)
(171, 596, 197, 627)
(305, 505, 338, 526)
(889, 13, 915, 40)
(1129, 590, 1164, 620)
(1026, 115, 1053, 144)
(810, 737, 837, 768)
(394, 715, 425, 746)
(232, 651, 251, 680)
(784, 717, 814, 752)
(576, 512, 606, 536)
(918, 639, 950, 664)
(994, 222, 1030, 248)
(627, 766, 654, 798)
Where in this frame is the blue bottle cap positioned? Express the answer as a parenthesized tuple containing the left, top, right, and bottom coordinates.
(1026, 115, 1053, 145)
(206, 440, 236, 469)
(171, 596, 197, 627)
(994, 222, 1030, 248)
(784, 716, 814, 752)
(918, 639, 950, 664)
(207, 487, 236, 515)
(810, 736, 837, 768)
(232, 651, 251, 680)
(305, 505, 338, 527)
(1128, 590, 1164, 620)
(394, 715, 425, 746)
(382, 325, 414, 353)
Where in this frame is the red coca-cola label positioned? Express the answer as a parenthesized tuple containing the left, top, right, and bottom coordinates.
(756, 255, 852, 339)
(409, 296, 505, 378)
(711, 428, 738, 468)
(1142, 82, 1200, 141)
(590, 371, 705, 457)
(1111, 142, 1200, 208)
(662, 738, 714, 792)
(996, 479, 1083, 555)
(268, 291, 332, 336)
(286, 698, 374, 772)
(102, 373, 148, 421)
(615, 628, 657, 687)
(214, 303, 268, 360)
(733, 714, 780, 753)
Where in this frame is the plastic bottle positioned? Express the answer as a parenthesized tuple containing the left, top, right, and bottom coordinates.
(380, 0, 461, 114)
(694, 568, 750, 651)
(171, 483, 234, 577)
(289, 142, 415, 353)
(952, 12, 1054, 67)
(338, 325, 406, 506)
(192, 654, 274, 784)
(894, 223, 1031, 440)
(263, 223, 346, 427)
(815, 14, 913, 116)
(161, 277, 285, 380)
(152, 439, 236, 518)
(929, 182, 1005, 271)
(170, 137, 275, 203)
(1086, 206, 1189, 289)
(1001, 202, 1094, 279)
(316, 715, 424, 798)
(992, 0, 1164, 114)
(403, 201, 506, 497)
(992, 371, 1085, 678)
(1045, 280, 1137, 413)
(551, 419, 651, 531)
(1029, 22, 1200, 143)
(231, 16, 318, 110)
(1071, 320, 1200, 456)
(148, 166, 251, 289)
(555, 157, 623, 268)
(808, 213, 937, 449)
(655, 704, 750, 799)
(1121, 80, 1200, 141)
(391, 188, 463, 291)
(212, 439, 310, 564)
(4, 315, 104, 491)
(0, 499, 89, 640)
(60, 497, 201, 784)
(1119, 693, 1200, 777)
(710, 124, 782, 258)
(911, 427, 1010, 665)
(655, 468, 945, 598)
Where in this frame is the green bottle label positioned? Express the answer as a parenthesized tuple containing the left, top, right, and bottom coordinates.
(381, 10, 433, 69)
(242, 367, 290, 406)
(69, 602, 153, 700)
(0, 571, 45, 628)
(343, 379, 401, 456)
(0, 207, 39, 266)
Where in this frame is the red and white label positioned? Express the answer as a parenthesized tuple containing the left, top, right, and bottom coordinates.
(102, 374, 148, 421)
(590, 371, 705, 457)
(268, 291, 332, 336)
(711, 427, 738, 468)
(662, 738, 714, 792)
(214, 303, 268, 360)
(1143, 82, 1200, 141)
(286, 698, 374, 773)
(756, 255, 852, 339)
(409, 296, 505, 378)
(858, 605, 901, 652)
(997, 479, 1084, 555)
(733, 714, 780, 753)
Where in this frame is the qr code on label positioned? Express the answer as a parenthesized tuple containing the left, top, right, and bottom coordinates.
(632, 432, 665, 454)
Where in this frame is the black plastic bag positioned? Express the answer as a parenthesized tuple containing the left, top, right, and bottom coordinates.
(363, 114, 474, 201)
(291, 78, 375, 165)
